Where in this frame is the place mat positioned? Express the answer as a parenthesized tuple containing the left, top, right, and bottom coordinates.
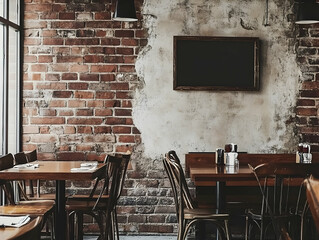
(0, 215, 30, 228)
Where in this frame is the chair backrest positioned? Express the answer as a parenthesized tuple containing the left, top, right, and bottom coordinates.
(13, 152, 31, 201)
(163, 150, 195, 221)
(93, 154, 130, 210)
(249, 162, 319, 239)
(305, 176, 319, 233)
(14, 152, 28, 165)
(0, 154, 16, 205)
(25, 149, 37, 163)
(114, 153, 130, 201)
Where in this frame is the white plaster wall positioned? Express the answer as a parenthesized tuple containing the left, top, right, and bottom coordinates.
(134, 0, 299, 159)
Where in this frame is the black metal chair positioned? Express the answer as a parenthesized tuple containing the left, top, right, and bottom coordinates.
(164, 150, 231, 240)
(66, 154, 130, 240)
(245, 162, 317, 240)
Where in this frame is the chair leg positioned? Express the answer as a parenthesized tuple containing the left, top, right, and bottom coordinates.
(260, 220, 264, 240)
(37, 179, 41, 198)
(301, 202, 309, 240)
(29, 179, 34, 197)
(113, 209, 119, 240)
(77, 212, 84, 240)
(67, 212, 75, 240)
(177, 220, 184, 240)
(224, 219, 231, 240)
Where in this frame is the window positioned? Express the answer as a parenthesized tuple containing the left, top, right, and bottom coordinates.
(0, 0, 23, 155)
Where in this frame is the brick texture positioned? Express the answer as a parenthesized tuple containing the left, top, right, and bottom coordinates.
(23, 0, 175, 235)
(296, 25, 319, 153)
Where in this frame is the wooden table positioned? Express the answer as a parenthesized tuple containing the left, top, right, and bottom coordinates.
(190, 165, 254, 213)
(0, 161, 106, 240)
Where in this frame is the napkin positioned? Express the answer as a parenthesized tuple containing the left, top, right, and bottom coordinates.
(70, 166, 97, 172)
(0, 215, 30, 228)
(13, 163, 39, 169)
(80, 161, 98, 167)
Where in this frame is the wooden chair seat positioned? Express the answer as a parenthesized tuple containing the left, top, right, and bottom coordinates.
(0, 201, 54, 216)
(66, 197, 108, 211)
(0, 216, 43, 240)
(184, 208, 229, 220)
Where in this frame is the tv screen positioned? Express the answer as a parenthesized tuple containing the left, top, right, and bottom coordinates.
(173, 36, 260, 91)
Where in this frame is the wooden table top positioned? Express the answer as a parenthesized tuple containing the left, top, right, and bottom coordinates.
(0, 161, 106, 181)
(190, 165, 254, 184)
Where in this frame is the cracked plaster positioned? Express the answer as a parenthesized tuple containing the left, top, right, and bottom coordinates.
(134, 0, 299, 159)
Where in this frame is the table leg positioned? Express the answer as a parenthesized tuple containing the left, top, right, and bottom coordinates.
(216, 181, 226, 240)
(216, 181, 226, 213)
(55, 180, 66, 240)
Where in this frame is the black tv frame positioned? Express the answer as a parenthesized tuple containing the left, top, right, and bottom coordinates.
(173, 36, 260, 91)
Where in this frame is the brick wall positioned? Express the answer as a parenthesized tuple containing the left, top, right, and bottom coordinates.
(296, 25, 319, 153)
(23, 0, 175, 235)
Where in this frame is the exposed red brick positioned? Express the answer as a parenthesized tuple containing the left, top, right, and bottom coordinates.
(43, 38, 64, 45)
(122, 39, 138, 46)
(76, 109, 93, 116)
(100, 38, 121, 45)
(94, 126, 112, 134)
(59, 12, 75, 20)
(91, 65, 117, 72)
(38, 55, 53, 63)
(110, 83, 129, 90)
(77, 126, 93, 134)
(94, 12, 111, 20)
(30, 117, 65, 124)
(119, 135, 135, 143)
(79, 74, 99, 81)
(95, 109, 113, 116)
(68, 83, 88, 90)
(101, 74, 115, 81)
(57, 56, 83, 63)
(96, 92, 115, 99)
(67, 118, 103, 125)
(87, 100, 104, 107)
(74, 91, 94, 99)
(76, 29, 94, 37)
(62, 73, 78, 80)
(116, 48, 134, 55)
(114, 30, 134, 38)
(57, 152, 86, 161)
(115, 109, 132, 116)
(84, 55, 104, 63)
(65, 38, 99, 45)
(52, 91, 73, 98)
(296, 107, 317, 116)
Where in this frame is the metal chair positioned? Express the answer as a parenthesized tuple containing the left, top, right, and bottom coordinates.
(65, 154, 130, 240)
(164, 150, 231, 240)
(245, 162, 317, 240)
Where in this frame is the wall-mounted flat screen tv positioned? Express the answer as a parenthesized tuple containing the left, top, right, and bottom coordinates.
(173, 36, 260, 91)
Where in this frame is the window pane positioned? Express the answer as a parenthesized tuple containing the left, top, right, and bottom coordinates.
(0, 0, 4, 18)
(0, 25, 3, 155)
(9, 0, 18, 24)
(8, 27, 18, 153)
